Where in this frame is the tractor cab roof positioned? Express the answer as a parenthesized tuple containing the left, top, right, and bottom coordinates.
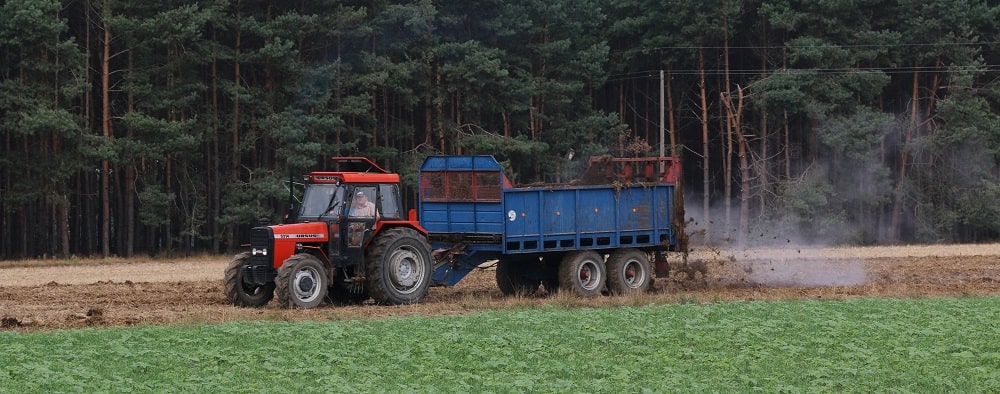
(307, 157, 399, 184)
(330, 157, 389, 173)
(307, 172, 399, 184)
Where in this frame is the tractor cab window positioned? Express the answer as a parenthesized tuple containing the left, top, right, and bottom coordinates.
(378, 184, 403, 219)
(300, 184, 344, 218)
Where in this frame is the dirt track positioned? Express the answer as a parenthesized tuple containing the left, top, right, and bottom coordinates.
(2, 244, 999, 331)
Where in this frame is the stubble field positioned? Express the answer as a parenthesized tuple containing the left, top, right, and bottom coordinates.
(2, 244, 998, 331)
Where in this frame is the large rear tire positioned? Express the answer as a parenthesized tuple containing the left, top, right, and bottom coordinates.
(366, 228, 433, 305)
(496, 256, 541, 296)
(558, 250, 606, 297)
(223, 252, 274, 307)
(606, 248, 651, 295)
(276, 254, 329, 309)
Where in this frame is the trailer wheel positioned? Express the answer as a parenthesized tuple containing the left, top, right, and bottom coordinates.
(223, 252, 275, 307)
(276, 254, 329, 308)
(366, 228, 433, 305)
(558, 251, 606, 297)
(540, 254, 563, 294)
(606, 249, 651, 295)
(496, 256, 541, 296)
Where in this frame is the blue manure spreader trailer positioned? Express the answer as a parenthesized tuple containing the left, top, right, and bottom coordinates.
(419, 155, 683, 297)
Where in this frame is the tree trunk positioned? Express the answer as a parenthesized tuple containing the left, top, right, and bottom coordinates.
(57, 194, 69, 258)
(372, 86, 380, 149)
(436, 68, 445, 152)
(698, 47, 711, 242)
(758, 56, 768, 223)
(229, 1, 242, 253)
(80, 0, 94, 256)
(735, 88, 749, 246)
(51, 12, 71, 260)
(424, 89, 433, 146)
(924, 56, 942, 167)
(100, 2, 113, 258)
(123, 49, 136, 257)
(784, 110, 790, 179)
(723, 102, 732, 233)
(722, 20, 733, 239)
(889, 65, 920, 242)
(502, 111, 510, 137)
(166, 156, 173, 256)
(210, 26, 221, 254)
(619, 81, 625, 126)
(722, 86, 748, 246)
(2, 130, 7, 257)
(667, 68, 677, 158)
(454, 92, 462, 155)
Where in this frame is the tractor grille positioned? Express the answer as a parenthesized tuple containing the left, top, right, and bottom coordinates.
(246, 227, 276, 285)
(249, 228, 273, 266)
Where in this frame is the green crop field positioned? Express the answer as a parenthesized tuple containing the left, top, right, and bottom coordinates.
(2, 297, 998, 392)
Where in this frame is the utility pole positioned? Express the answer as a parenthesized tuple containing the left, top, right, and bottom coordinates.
(659, 70, 665, 161)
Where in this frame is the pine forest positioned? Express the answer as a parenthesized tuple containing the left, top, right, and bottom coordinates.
(1, 0, 999, 259)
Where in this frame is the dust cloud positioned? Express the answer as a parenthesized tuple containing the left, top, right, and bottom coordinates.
(731, 258, 870, 287)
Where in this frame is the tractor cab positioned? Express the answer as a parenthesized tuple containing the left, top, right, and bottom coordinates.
(296, 178, 405, 267)
(295, 158, 406, 265)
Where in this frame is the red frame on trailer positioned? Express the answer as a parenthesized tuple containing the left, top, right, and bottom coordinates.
(587, 156, 681, 184)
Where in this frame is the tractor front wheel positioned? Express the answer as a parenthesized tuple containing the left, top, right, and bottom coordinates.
(366, 228, 433, 305)
(276, 254, 329, 308)
(223, 252, 274, 307)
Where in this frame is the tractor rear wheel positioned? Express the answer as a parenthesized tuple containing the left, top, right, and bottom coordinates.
(276, 254, 329, 308)
(223, 252, 274, 307)
(366, 228, 433, 305)
(606, 248, 651, 295)
(558, 250, 606, 297)
(496, 256, 541, 296)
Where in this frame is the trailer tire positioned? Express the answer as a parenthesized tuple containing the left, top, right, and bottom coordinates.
(496, 256, 541, 296)
(558, 251, 606, 297)
(540, 254, 563, 294)
(224, 252, 275, 307)
(276, 254, 329, 309)
(606, 249, 651, 295)
(366, 227, 433, 305)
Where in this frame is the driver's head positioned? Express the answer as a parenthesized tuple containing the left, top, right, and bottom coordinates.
(354, 191, 366, 205)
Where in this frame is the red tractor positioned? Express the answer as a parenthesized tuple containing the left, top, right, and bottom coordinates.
(224, 157, 433, 308)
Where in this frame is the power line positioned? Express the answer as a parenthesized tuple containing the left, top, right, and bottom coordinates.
(610, 41, 1000, 56)
(605, 65, 999, 82)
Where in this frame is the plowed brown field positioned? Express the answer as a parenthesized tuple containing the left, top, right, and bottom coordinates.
(2, 244, 998, 331)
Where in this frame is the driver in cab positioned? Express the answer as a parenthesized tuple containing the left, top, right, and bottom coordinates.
(350, 191, 377, 218)
(348, 191, 377, 247)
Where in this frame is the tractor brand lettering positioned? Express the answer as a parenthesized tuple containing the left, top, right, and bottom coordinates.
(274, 233, 324, 239)
(313, 176, 338, 181)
